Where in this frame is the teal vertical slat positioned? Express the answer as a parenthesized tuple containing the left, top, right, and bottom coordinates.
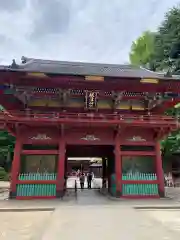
(18, 184, 20, 196)
(48, 185, 50, 196)
(35, 184, 38, 196)
(140, 184, 143, 195)
(44, 184, 47, 196)
(49, 185, 51, 196)
(44, 185, 47, 196)
(31, 184, 34, 197)
(21, 184, 24, 196)
(17, 184, 19, 196)
(25, 184, 28, 196)
(41, 184, 44, 196)
(53, 184, 55, 195)
(39, 184, 42, 196)
(20, 184, 23, 196)
(46, 185, 48, 196)
(34, 184, 37, 196)
(50, 184, 52, 196)
(38, 184, 40, 196)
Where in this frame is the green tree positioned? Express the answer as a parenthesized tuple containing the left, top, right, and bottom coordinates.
(153, 6, 180, 74)
(129, 31, 156, 70)
(0, 131, 15, 171)
(129, 6, 180, 158)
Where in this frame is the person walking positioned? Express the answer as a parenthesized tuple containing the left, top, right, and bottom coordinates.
(87, 171, 93, 189)
(79, 172, 85, 190)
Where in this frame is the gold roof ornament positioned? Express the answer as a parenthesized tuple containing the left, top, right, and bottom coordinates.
(140, 78, 159, 84)
(85, 76, 104, 81)
(27, 72, 47, 78)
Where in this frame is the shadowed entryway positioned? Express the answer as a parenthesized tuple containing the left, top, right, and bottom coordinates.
(65, 145, 114, 190)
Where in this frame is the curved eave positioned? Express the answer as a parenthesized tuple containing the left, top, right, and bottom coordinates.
(0, 64, 180, 83)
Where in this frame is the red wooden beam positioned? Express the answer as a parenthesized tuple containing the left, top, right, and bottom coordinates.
(21, 150, 58, 155)
(121, 151, 156, 156)
(0, 114, 177, 128)
(0, 73, 174, 93)
(121, 141, 155, 146)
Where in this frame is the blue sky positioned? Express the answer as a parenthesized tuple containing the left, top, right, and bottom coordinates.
(0, 0, 179, 64)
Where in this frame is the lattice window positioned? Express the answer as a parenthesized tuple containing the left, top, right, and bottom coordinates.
(123, 92, 146, 97)
(32, 88, 60, 94)
(70, 89, 84, 95)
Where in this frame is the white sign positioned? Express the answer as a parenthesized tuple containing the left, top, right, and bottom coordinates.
(127, 136, 146, 142)
(81, 135, 100, 141)
(30, 134, 51, 140)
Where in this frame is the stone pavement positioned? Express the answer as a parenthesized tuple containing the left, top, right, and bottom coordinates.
(144, 209, 180, 232)
(1, 180, 180, 239)
(0, 211, 52, 240)
(0, 191, 180, 239)
(42, 191, 180, 240)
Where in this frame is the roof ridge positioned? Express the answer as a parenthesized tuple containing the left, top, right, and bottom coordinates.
(20, 56, 138, 69)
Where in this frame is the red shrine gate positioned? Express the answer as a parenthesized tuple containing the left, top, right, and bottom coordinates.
(0, 57, 179, 199)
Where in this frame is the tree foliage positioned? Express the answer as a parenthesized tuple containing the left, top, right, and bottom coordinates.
(0, 131, 15, 171)
(129, 6, 180, 75)
(154, 7, 180, 74)
(129, 5, 180, 157)
(129, 31, 156, 70)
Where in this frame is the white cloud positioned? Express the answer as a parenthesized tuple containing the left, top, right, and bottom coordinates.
(0, 0, 179, 64)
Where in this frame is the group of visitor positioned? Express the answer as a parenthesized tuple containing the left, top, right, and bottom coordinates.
(79, 171, 93, 189)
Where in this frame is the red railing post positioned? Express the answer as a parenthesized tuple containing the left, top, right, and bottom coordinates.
(155, 141, 165, 197)
(114, 132, 122, 197)
(9, 137, 22, 199)
(56, 135, 66, 198)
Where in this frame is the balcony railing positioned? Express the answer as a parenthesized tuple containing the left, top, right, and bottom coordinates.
(0, 110, 178, 126)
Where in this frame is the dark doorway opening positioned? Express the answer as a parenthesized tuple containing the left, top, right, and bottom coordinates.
(65, 145, 114, 189)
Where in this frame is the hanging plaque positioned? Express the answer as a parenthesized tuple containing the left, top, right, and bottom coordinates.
(85, 91, 98, 109)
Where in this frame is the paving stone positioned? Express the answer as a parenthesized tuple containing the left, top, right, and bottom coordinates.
(0, 181, 180, 239)
(42, 191, 180, 240)
(0, 211, 52, 240)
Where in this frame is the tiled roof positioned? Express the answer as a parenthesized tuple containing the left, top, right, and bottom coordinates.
(6, 57, 163, 79)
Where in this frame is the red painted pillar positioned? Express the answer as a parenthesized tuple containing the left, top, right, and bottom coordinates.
(155, 141, 164, 197)
(9, 137, 22, 199)
(56, 137, 66, 198)
(115, 134, 122, 197)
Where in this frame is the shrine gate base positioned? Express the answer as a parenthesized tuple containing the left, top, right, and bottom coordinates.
(9, 126, 164, 200)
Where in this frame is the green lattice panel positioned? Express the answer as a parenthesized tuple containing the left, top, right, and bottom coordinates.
(18, 173, 57, 180)
(16, 184, 56, 197)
